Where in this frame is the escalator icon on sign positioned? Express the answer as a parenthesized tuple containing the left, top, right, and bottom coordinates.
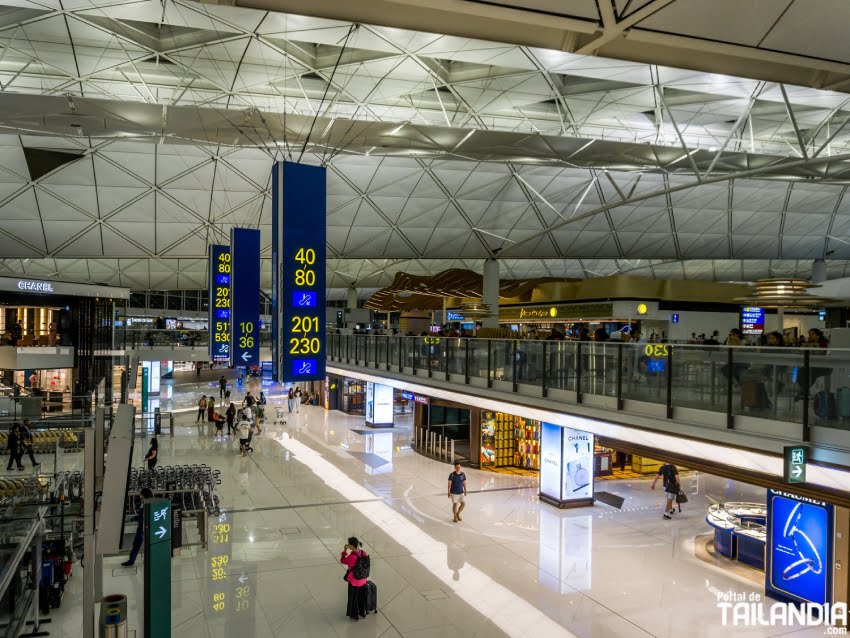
(294, 360, 316, 375)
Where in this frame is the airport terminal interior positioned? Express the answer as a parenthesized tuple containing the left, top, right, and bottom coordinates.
(1, 0, 850, 637)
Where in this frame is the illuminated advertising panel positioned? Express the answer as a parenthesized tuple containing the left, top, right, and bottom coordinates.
(540, 422, 562, 501)
(562, 427, 593, 500)
(766, 490, 834, 606)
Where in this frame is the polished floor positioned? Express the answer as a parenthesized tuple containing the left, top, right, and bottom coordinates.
(50, 373, 825, 637)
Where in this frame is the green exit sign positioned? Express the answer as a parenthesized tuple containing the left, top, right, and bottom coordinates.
(783, 446, 807, 484)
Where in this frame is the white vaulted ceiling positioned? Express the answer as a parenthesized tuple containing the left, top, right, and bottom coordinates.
(0, 0, 850, 289)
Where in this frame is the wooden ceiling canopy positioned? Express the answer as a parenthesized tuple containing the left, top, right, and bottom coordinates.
(363, 269, 566, 312)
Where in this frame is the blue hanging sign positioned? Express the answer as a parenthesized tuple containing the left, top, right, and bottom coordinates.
(229, 228, 260, 367)
(273, 161, 326, 382)
(765, 489, 834, 606)
(208, 244, 231, 360)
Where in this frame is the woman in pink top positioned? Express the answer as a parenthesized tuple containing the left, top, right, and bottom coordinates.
(340, 536, 368, 620)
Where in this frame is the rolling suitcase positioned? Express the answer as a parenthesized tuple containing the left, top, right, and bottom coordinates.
(814, 390, 836, 419)
(740, 381, 769, 409)
(364, 580, 377, 614)
(837, 387, 850, 418)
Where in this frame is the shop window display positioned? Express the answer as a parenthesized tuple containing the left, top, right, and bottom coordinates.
(481, 411, 540, 473)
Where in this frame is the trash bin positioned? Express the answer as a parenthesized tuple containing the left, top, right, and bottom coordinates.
(100, 594, 128, 638)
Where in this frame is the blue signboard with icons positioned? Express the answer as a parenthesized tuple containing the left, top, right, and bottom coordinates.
(765, 489, 834, 606)
(740, 306, 766, 335)
(208, 244, 231, 360)
(229, 228, 261, 368)
(272, 161, 326, 382)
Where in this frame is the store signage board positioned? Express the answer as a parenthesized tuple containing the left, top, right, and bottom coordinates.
(229, 228, 260, 368)
(765, 490, 833, 606)
(783, 446, 807, 484)
(273, 161, 326, 382)
(17, 280, 53, 292)
(208, 244, 231, 360)
(741, 307, 765, 335)
(414, 395, 429, 405)
(144, 498, 172, 638)
(0, 276, 129, 299)
(447, 311, 465, 321)
(499, 302, 614, 322)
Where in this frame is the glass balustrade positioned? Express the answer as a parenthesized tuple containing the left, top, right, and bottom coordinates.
(325, 334, 850, 439)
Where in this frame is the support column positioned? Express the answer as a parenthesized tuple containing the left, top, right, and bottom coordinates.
(812, 258, 827, 284)
(483, 258, 499, 329)
(777, 306, 785, 333)
(346, 287, 357, 329)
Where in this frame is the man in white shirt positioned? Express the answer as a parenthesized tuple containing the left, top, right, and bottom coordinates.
(238, 412, 252, 456)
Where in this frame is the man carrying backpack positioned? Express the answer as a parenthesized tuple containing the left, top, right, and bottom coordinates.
(651, 462, 680, 520)
(340, 537, 374, 621)
(196, 395, 207, 422)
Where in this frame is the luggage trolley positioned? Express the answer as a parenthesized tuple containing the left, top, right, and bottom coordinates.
(274, 407, 287, 426)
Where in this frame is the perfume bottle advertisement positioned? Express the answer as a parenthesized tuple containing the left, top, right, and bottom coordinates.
(540, 422, 563, 500)
(562, 427, 594, 500)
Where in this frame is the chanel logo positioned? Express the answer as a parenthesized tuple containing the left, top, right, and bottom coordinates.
(781, 502, 823, 581)
(17, 280, 53, 292)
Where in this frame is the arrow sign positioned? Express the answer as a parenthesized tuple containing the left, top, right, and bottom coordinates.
(784, 445, 807, 484)
(242, 352, 252, 362)
(239, 574, 247, 584)
(155, 526, 167, 539)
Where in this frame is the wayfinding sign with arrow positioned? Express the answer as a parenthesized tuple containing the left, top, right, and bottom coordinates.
(783, 445, 807, 484)
(229, 227, 261, 368)
(144, 498, 172, 638)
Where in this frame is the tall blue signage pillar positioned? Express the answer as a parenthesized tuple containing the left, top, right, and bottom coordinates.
(229, 228, 261, 369)
(272, 161, 326, 383)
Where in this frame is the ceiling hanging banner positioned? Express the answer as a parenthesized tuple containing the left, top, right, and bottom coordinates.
(272, 161, 326, 383)
(229, 228, 260, 368)
(208, 244, 231, 361)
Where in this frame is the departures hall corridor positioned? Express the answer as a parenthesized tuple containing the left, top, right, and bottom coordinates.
(51, 376, 802, 638)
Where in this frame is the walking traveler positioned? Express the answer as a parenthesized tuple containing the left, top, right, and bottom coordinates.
(212, 412, 225, 439)
(287, 388, 295, 413)
(294, 387, 302, 413)
(651, 462, 680, 519)
(19, 420, 38, 468)
(238, 411, 252, 456)
(447, 463, 467, 522)
(144, 438, 158, 469)
(196, 395, 207, 422)
(6, 424, 23, 471)
(340, 537, 370, 621)
(207, 396, 216, 423)
(226, 402, 236, 436)
(219, 375, 227, 398)
(121, 487, 154, 567)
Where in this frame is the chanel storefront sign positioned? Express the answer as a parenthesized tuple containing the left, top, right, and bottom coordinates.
(17, 280, 54, 292)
